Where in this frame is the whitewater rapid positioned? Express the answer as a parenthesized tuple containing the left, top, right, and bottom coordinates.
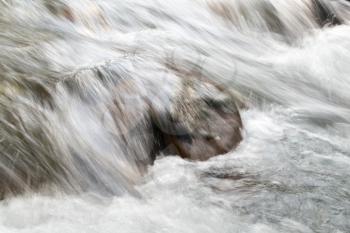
(1, 0, 350, 232)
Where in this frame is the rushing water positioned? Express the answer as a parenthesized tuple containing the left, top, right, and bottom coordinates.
(1, 0, 350, 232)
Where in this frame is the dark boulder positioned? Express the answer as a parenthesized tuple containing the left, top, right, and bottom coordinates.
(313, 0, 342, 26)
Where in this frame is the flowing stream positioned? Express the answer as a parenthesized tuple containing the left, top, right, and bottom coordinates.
(0, 0, 350, 232)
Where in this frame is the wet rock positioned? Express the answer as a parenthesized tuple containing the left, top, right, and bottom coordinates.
(151, 76, 243, 161)
(44, 0, 109, 30)
(107, 62, 244, 162)
(44, 1, 75, 22)
(207, 0, 285, 35)
(110, 76, 157, 171)
(313, 0, 342, 26)
(0, 62, 244, 198)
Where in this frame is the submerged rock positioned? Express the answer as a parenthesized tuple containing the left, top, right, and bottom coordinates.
(44, 0, 75, 22)
(207, 0, 285, 35)
(0, 59, 244, 199)
(313, 0, 342, 26)
(207, 0, 345, 42)
(44, 0, 109, 30)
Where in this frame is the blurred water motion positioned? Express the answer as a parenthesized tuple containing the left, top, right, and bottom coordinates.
(0, 0, 350, 232)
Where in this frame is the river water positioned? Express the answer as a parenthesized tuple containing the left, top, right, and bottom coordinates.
(0, 0, 350, 232)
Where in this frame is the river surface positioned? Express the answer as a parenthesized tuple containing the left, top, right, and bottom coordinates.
(0, 0, 350, 232)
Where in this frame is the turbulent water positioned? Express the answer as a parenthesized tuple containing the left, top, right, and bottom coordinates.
(1, 0, 350, 232)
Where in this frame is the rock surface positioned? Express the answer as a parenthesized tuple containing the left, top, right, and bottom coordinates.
(313, 0, 342, 26)
(150, 76, 243, 161)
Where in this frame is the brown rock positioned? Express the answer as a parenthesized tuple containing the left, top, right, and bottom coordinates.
(150, 76, 243, 161)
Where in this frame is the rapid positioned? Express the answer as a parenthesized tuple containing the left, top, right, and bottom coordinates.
(0, 0, 350, 232)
